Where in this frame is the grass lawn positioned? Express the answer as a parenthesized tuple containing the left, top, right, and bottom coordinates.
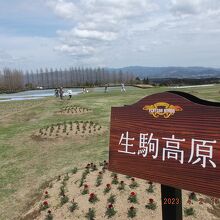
(0, 85, 219, 220)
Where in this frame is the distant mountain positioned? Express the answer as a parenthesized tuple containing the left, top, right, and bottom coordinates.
(108, 66, 220, 78)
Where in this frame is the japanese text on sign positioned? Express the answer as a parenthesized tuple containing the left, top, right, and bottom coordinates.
(118, 132, 217, 168)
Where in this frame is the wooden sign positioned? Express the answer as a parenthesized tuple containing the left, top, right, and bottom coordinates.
(108, 91, 220, 198)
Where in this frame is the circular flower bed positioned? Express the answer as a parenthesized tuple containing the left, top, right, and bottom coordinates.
(22, 162, 218, 220)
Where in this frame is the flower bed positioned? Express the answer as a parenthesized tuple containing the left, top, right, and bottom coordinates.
(32, 121, 104, 139)
(56, 105, 92, 115)
(22, 161, 218, 220)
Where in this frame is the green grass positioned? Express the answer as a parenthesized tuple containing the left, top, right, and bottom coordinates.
(0, 85, 219, 220)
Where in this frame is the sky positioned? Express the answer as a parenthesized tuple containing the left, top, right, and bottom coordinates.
(0, 0, 220, 71)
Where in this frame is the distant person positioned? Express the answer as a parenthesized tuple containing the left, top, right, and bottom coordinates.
(121, 83, 126, 92)
(59, 87, 64, 100)
(67, 89, 73, 99)
(55, 88, 59, 97)
(104, 84, 108, 93)
(82, 87, 86, 94)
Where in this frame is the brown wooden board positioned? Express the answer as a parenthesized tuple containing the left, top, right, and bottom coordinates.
(108, 91, 220, 198)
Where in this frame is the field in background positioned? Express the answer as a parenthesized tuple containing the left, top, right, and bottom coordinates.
(0, 85, 219, 220)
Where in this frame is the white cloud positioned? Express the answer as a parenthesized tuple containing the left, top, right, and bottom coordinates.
(59, 28, 117, 41)
(2, 0, 220, 69)
(54, 44, 95, 57)
(47, 0, 78, 19)
(47, 0, 159, 60)
(0, 35, 76, 70)
(170, 0, 220, 16)
(170, 0, 201, 15)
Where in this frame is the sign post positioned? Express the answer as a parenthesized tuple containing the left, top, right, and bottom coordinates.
(108, 91, 220, 219)
(161, 185, 182, 220)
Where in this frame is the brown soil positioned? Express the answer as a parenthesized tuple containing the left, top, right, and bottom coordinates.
(32, 121, 104, 140)
(22, 163, 220, 220)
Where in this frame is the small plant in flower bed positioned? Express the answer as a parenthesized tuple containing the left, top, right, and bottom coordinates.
(107, 194, 116, 204)
(60, 194, 69, 205)
(45, 210, 53, 220)
(111, 172, 117, 177)
(105, 204, 117, 218)
(210, 197, 220, 205)
(99, 160, 108, 170)
(88, 193, 99, 203)
(184, 207, 196, 217)
(61, 180, 67, 187)
(79, 169, 89, 187)
(126, 175, 132, 179)
(129, 178, 139, 189)
(146, 181, 154, 193)
(117, 181, 126, 191)
(85, 164, 91, 173)
(145, 198, 157, 210)
(111, 174, 119, 185)
(198, 198, 204, 205)
(189, 192, 198, 201)
(91, 164, 98, 171)
(63, 173, 69, 181)
(99, 161, 104, 166)
(69, 199, 78, 212)
(82, 184, 89, 195)
(44, 191, 49, 199)
(59, 185, 65, 196)
(103, 161, 108, 170)
(128, 192, 138, 204)
(71, 167, 78, 174)
(85, 208, 96, 220)
(95, 172, 103, 187)
(40, 201, 49, 211)
(104, 184, 111, 194)
(127, 206, 137, 218)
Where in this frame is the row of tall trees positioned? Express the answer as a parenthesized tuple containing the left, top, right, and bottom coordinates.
(0, 68, 24, 93)
(0, 67, 135, 93)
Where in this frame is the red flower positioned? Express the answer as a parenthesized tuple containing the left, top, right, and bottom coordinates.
(90, 193, 95, 198)
(114, 175, 117, 179)
(120, 181, 124, 184)
(148, 181, 153, 185)
(72, 199, 75, 202)
(84, 184, 89, 188)
(131, 178, 135, 181)
(149, 198, 154, 203)
(106, 184, 111, 188)
(130, 206, 134, 210)
(199, 198, 204, 205)
(187, 199, 192, 205)
(99, 171, 102, 175)
(43, 201, 48, 206)
(190, 192, 195, 197)
(108, 204, 113, 209)
(48, 210, 51, 214)
(45, 191, 48, 195)
(130, 192, 136, 196)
